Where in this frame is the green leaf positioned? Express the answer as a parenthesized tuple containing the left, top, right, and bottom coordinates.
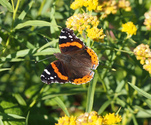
(42, 87, 87, 100)
(6, 114, 25, 119)
(0, 118, 4, 125)
(13, 94, 27, 106)
(37, 38, 58, 52)
(98, 100, 112, 115)
(18, 1, 35, 20)
(128, 82, 151, 99)
(13, 20, 60, 30)
(50, 2, 59, 34)
(52, 97, 70, 117)
(135, 105, 151, 118)
(0, 68, 10, 72)
(86, 71, 98, 113)
(1, 49, 37, 62)
(0, 0, 13, 12)
(34, 48, 59, 56)
(25, 111, 30, 125)
(132, 114, 138, 125)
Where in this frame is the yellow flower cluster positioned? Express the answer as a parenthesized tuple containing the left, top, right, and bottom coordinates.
(70, 0, 102, 11)
(134, 44, 151, 74)
(118, 0, 131, 11)
(101, 0, 131, 18)
(70, 0, 131, 18)
(144, 8, 151, 30)
(66, 13, 105, 42)
(55, 111, 122, 125)
(121, 22, 137, 37)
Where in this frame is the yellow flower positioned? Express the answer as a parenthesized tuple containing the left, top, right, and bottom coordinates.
(144, 8, 151, 30)
(56, 111, 122, 125)
(118, 0, 131, 11)
(70, 0, 131, 18)
(70, 0, 102, 11)
(143, 59, 151, 74)
(86, 27, 105, 42)
(103, 113, 122, 124)
(134, 44, 151, 74)
(133, 44, 151, 64)
(55, 115, 76, 125)
(70, 0, 85, 10)
(66, 13, 105, 42)
(121, 22, 137, 37)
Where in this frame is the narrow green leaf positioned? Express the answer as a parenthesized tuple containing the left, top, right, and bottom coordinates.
(0, 0, 13, 12)
(50, 2, 59, 34)
(132, 114, 138, 125)
(0, 113, 26, 119)
(135, 105, 151, 118)
(86, 71, 98, 113)
(1, 49, 37, 62)
(0, 118, 4, 125)
(34, 48, 59, 56)
(136, 109, 151, 118)
(25, 111, 30, 125)
(128, 82, 151, 99)
(18, 1, 35, 20)
(0, 68, 10, 72)
(53, 97, 70, 117)
(37, 39, 58, 52)
(7, 113, 25, 119)
(115, 80, 125, 93)
(14, 20, 59, 30)
(13, 94, 27, 106)
(98, 100, 112, 115)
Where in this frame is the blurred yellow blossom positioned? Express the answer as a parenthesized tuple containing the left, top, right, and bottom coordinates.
(121, 22, 137, 37)
(56, 111, 122, 125)
(70, 0, 131, 18)
(118, 0, 131, 11)
(86, 27, 105, 42)
(144, 8, 151, 30)
(143, 59, 151, 74)
(134, 44, 151, 74)
(70, 0, 102, 11)
(66, 13, 105, 41)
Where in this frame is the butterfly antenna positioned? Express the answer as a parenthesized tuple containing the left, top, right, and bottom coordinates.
(43, 36, 50, 43)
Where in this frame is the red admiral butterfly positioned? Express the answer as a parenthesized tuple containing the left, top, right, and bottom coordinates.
(41, 28, 99, 85)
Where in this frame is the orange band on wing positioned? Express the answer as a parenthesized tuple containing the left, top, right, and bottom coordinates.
(86, 47, 99, 69)
(59, 42, 83, 48)
(51, 62, 68, 80)
(73, 72, 94, 85)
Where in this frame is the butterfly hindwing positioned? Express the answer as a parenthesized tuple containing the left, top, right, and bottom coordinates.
(41, 60, 69, 84)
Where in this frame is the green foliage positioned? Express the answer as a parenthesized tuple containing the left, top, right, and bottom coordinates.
(0, 0, 151, 125)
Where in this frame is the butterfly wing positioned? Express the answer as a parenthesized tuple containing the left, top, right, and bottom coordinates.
(40, 28, 99, 85)
(41, 60, 69, 84)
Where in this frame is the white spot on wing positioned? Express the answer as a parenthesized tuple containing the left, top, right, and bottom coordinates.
(41, 75, 45, 77)
(50, 76, 54, 79)
(69, 35, 73, 38)
(61, 30, 65, 33)
(44, 69, 51, 75)
(59, 36, 67, 39)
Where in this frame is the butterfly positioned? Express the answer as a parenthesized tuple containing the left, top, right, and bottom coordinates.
(41, 28, 99, 85)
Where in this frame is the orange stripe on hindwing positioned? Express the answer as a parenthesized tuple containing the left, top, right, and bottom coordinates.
(86, 47, 99, 69)
(73, 72, 94, 85)
(59, 42, 83, 48)
(51, 62, 68, 80)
